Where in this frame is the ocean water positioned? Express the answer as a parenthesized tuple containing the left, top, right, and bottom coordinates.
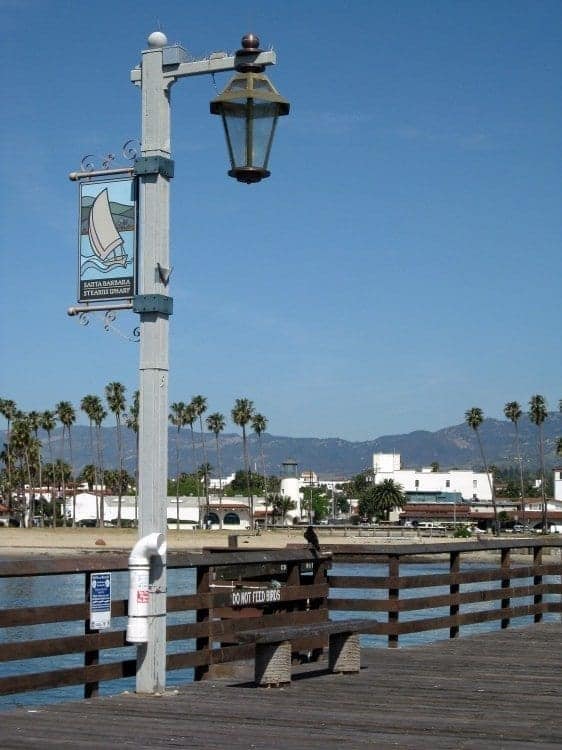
(1, 560, 559, 711)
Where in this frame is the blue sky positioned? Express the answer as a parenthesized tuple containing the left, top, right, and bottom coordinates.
(0, 0, 560, 441)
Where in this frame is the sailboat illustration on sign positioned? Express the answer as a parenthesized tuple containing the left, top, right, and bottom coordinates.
(81, 188, 130, 273)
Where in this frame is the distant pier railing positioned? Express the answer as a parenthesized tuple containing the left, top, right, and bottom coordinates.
(328, 538, 562, 646)
(0, 539, 561, 702)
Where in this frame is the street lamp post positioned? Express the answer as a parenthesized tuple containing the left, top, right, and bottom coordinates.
(131, 31, 288, 694)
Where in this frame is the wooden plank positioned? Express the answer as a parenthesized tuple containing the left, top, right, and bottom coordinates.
(0, 623, 560, 749)
(237, 618, 379, 644)
(0, 629, 128, 662)
(0, 598, 127, 628)
(328, 563, 561, 590)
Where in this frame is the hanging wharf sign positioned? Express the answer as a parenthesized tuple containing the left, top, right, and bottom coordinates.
(77, 177, 137, 302)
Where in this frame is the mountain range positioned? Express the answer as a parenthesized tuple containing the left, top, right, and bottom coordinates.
(3, 413, 561, 479)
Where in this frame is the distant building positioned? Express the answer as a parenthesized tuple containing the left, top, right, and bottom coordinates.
(372, 453, 493, 502)
(554, 467, 562, 502)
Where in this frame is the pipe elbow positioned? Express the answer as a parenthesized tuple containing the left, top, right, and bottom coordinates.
(129, 532, 167, 567)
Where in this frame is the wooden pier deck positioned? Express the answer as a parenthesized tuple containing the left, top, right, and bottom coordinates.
(1, 623, 561, 749)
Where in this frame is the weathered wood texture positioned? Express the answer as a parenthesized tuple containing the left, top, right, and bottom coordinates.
(0, 623, 560, 749)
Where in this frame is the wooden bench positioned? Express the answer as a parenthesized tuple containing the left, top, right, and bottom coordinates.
(238, 618, 377, 687)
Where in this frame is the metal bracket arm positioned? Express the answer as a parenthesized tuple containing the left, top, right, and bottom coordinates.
(130, 49, 276, 85)
(133, 294, 173, 315)
(134, 156, 175, 178)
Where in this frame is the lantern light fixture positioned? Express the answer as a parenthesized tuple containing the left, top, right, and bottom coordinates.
(210, 33, 290, 183)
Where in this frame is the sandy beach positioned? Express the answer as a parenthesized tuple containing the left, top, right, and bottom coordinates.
(0, 525, 390, 556)
(0, 526, 549, 562)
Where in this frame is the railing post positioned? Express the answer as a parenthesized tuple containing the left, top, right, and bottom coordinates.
(194, 565, 211, 681)
(534, 545, 543, 624)
(501, 547, 511, 629)
(84, 571, 99, 699)
(388, 554, 399, 648)
(311, 557, 330, 660)
(449, 550, 460, 639)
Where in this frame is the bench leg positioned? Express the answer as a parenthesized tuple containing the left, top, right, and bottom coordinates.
(255, 641, 291, 687)
(329, 632, 360, 674)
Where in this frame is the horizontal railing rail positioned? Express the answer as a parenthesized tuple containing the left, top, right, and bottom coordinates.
(0, 539, 560, 702)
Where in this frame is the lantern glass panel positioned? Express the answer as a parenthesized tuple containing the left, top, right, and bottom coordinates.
(222, 99, 279, 170)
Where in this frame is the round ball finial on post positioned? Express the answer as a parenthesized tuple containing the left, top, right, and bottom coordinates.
(147, 31, 168, 49)
(241, 33, 260, 51)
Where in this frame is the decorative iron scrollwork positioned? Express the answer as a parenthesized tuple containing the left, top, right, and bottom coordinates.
(72, 308, 139, 342)
(78, 140, 140, 172)
(123, 139, 141, 161)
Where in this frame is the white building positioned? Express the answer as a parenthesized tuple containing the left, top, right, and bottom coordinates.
(372, 453, 493, 502)
(64, 492, 252, 530)
(554, 467, 562, 502)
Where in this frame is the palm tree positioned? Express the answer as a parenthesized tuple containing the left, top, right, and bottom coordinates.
(359, 478, 405, 522)
(27, 410, 41, 519)
(0, 398, 17, 505)
(56, 401, 76, 526)
(184, 402, 201, 524)
(504, 401, 525, 523)
(105, 382, 126, 527)
(231, 397, 255, 526)
(10, 414, 39, 526)
(40, 410, 57, 525)
(125, 390, 139, 524)
(191, 396, 209, 515)
(252, 413, 269, 529)
(465, 407, 499, 535)
(206, 412, 226, 519)
(92, 402, 107, 526)
(528, 395, 548, 533)
(81, 395, 103, 524)
(169, 401, 188, 530)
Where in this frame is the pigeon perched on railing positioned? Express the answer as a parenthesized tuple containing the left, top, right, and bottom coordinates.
(304, 525, 321, 551)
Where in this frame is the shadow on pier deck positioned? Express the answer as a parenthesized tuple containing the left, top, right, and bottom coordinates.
(1, 623, 561, 749)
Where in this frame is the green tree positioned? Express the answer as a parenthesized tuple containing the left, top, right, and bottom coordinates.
(301, 485, 330, 522)
(271, 492, 296, 525)
(0, 398, 17, 504)
(40, 410, 57, 525)
(231, 397, 255, 526)
(124, 390, 139, 523)
(79, 464, 97, 491)
(27, 410, 42, 518)
(10, 414, 40, 525)
(56, 401, 76, 526)
(81, 395, 102, 524)
(92, 401, 107, 525)
(191, 396, 209, 514)
(430, 462, 440, 472)
(105, 382, 126, 527)
(206, 412, 226, 517)
(252, 412, 269, 528)
(358, 478, 405, 522)
(169, 401, 188, 530)
(504, 401, 525, 522)
(184, 402, 201, 524)
(528, 394, 548, 533)
(465, 407, 499, 535)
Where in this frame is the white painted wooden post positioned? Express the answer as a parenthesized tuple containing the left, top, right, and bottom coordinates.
(135, 36, 171, 694)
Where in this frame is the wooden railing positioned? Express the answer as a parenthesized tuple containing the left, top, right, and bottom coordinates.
(0, 538, 561, 702)
(328, 538, 562, 646)
(0, 548, 329, 700)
